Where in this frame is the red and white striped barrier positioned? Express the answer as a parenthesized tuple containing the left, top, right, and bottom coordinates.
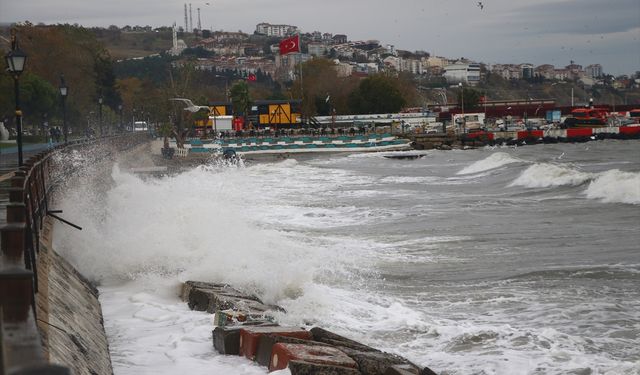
(511, 126, 640, 140)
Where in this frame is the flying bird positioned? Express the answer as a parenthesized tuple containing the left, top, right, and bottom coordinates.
(169, 98, 211, 113)
(477, 2, 484, 10)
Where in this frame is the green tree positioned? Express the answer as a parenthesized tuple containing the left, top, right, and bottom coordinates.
(20, 73, 58, 124)
(348, 74, 406, 114)
(95, 50, 121, 108)
(229, 81, 251, 117)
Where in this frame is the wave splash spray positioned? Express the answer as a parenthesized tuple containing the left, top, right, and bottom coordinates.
(53, 160, 359, 305)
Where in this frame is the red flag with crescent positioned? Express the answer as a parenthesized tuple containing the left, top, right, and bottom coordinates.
(279, 35, 300, 55)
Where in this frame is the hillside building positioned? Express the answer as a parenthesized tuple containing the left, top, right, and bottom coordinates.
(585, 64, 603, 78)
(255, 23, 298, 37)
(443, 62, 481, 84)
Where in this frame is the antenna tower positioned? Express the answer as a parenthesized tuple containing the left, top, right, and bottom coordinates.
(189, 4, 193, 32)
(197, 8, 202, 31)
(184, 4, 188, 31)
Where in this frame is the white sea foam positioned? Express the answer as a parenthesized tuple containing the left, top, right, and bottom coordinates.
(457, 152, 521, 175)
(100, 279, 268, 375)
(510, 163, 593, 188)
(584, 169, 640, 205)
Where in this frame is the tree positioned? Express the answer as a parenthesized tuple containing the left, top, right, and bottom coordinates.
(456, 87, 482, 110)
(348, 73, 406, 114)
(288, 58, 359, 117)
(229, 81, 251, 117)
(20, 73, 58, 124)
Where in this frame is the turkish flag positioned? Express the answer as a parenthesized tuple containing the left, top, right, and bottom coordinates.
(279, 35, 300, 55)
(247, 73, 257, 81)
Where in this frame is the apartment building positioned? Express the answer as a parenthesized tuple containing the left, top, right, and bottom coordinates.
(255, 22, 299, 37)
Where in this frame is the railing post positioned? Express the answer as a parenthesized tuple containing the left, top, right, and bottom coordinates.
(0, 268, 33, 323)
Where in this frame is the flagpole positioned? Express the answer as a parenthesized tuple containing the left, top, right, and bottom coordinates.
(298, 32, 304, 128)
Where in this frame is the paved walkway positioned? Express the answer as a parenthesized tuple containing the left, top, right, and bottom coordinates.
(0, 142, 62, 171)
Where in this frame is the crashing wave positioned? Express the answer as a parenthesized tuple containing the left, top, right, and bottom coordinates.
(457, 152, 522, 175)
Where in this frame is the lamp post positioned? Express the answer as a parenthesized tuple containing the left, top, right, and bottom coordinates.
(118, 105, 123, 132)
(458, 82, 465, 134)
(59, 74, 68, 143)
(5, 31, 27, 166)
(98, 97, 103, 136)
(212, 106, 218, 138)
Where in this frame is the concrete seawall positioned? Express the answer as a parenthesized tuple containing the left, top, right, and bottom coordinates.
(36, 216, 113, 375)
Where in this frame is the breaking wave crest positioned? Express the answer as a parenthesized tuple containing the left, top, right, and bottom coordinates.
(511, 163, 640, 205)
(510, 163, 593, 188)
(584, 169, 640, 205)
(457, 152, 522, 175)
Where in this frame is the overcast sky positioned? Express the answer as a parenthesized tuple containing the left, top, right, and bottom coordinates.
(1, 0, 639, 75)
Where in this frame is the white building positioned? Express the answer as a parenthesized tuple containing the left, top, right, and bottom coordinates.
(443, 62, 481, 84)
(585, 64, 603, 78)
(255, 23, 298, 37)
(308, 42, 329, 57)
(426, 56, 449, 69)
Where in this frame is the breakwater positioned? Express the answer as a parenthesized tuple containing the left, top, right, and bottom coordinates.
(182, 281, 439, 374)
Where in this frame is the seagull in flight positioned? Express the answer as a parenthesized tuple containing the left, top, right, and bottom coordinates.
(477, 1, 484, 10)
(169, 98, 210, 113)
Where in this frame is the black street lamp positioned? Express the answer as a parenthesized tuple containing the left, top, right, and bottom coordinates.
(118, 104, 123, 132)
(458, 82, 466, 134)
(59, 74, 68, 143)
(4, 32, 27, 166)
(98, 97, 103, 136)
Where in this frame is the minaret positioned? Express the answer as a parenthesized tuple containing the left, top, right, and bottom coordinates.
(172, 23, 178, 51)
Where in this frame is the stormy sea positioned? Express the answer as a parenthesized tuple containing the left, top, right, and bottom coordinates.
(54, 139, 640, 375)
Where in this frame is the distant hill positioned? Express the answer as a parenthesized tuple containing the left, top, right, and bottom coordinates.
(94, 28, 176, 60)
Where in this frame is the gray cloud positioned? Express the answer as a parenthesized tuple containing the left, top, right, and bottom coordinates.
(511, 0, 640, 35)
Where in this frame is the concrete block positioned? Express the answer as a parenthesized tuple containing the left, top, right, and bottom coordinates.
(240, 326, 312, 360)
(269, 343, 357, 372)
(287, 360, 362, 375)
(212, 322, 278, 355)
(182, 281, 283, 314)
(310, 327, 379, 353)
(212, 326, 242, 355)
(214, 309, 274, 327)
(255, 334, 323, 367)
(384, 364, 420, 375)
(383, 363, 439, 375)
(340, 350, 414, 375)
